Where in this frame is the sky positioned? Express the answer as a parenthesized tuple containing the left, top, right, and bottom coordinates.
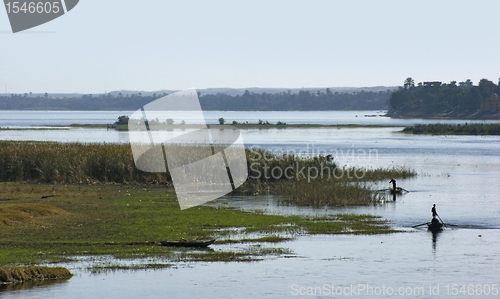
(1, 0, 499, 94)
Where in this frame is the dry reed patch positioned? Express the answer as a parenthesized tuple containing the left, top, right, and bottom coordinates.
(0, 204, 68, 226)
(0, 266, 72, 283)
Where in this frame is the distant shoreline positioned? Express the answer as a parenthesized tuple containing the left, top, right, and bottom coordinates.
(386, 110, 500, 120)
(30, 123, 402, 131)
(0, 124, 404, 131)
(0, 123, 402, 132)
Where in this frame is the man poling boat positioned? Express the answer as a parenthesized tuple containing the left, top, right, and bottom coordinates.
(428, 204, 445, 231)
(411, 204, 445, 231)
(373, 179, 409, 200)
(388, 179, 408, 194)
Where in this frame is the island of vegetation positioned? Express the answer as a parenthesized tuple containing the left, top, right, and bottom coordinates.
(402, 123, 500, 135)
(388, 78, 500, 119)
(79, 115, 398, 131)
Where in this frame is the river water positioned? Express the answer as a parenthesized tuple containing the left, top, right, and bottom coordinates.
(1, 111, 499, 298)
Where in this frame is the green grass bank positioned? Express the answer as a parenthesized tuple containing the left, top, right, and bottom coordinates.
(0, 183, 396, 266)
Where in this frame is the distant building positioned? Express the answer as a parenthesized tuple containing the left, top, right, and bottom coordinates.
(423, 81, 442, 87)
(481, 93, 500, 112)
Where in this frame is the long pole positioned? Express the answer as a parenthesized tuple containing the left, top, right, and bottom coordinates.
(411, 222, 428, 228)
(437, 214, 445, 227)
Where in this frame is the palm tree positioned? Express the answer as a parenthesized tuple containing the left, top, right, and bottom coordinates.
(404, 77, 415, 100)
(404, 77, 415, 89)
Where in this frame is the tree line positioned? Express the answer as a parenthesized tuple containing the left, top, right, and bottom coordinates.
(0, 89, 392, 111)
(389, 78, 500, 117)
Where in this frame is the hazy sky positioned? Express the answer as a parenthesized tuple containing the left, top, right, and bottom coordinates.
(1, 0, 499, 93)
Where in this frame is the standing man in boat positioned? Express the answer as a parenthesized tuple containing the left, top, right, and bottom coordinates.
(431, 204, 438, 219)
(389, 179, 396, 191)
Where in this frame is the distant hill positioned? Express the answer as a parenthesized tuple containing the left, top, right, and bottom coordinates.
(0, 86, 396, 99)
(0, 87, 396, 111)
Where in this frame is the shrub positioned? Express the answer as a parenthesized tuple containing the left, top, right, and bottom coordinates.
(114, 115, 129, 125)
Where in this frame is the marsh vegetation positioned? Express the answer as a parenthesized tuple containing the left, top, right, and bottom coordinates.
(0, 140, 414, 266)
(0, 141, 415, 207)
(0, 183, 396, 267)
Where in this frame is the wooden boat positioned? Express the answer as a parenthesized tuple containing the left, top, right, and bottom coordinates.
(389, 187, 403, 194)
(158, 239, 215, 247)
(427, 219, 443, 232)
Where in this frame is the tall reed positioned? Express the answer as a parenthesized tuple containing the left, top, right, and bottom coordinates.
(0, 141, 415, 207)
(0, 141, 168, 184)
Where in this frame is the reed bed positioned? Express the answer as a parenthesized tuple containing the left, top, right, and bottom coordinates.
(246, 148, 415, 182)
(0, 142, 414, 184)
(0, 141, 168, 184)
(242, 148, 415, 206)
(275, 180, 375, 207)
(0, 141, 415, 207)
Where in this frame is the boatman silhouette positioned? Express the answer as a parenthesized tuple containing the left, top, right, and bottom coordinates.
(431, 204, 438, 219)
(389, 179, 396, 190)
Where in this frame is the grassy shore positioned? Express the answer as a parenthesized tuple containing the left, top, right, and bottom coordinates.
(0, 141, 412, 266)
(402, 123, 500, 135)
(0, 183, 396, 267)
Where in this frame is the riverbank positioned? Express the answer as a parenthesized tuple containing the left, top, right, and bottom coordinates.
(0, 183, 396, 267)
(386, 109, 500, 120)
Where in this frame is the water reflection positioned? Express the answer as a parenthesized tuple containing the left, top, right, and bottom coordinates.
(431, 230, 441, 252)
(0, 278, 69, 292)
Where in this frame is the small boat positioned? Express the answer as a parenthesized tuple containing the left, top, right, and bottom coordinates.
(427, 218, 443, 232)
(158, 239, 215, 247)
(388, 179, 407, 194)
(389, 187, 403, 194)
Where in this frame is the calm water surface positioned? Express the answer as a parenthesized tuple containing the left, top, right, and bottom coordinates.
(1, 111, 499, 298)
